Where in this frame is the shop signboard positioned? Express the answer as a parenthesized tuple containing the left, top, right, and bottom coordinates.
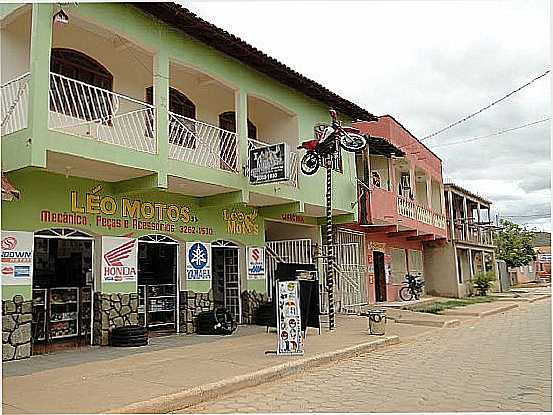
(101, 236, 138, 283)
(1, 231, 33, 285)
(276, 280, 304, 355)
(249, 143, 290, 185)
(186, 241, 212, 280)
(247, 246, 265, 279)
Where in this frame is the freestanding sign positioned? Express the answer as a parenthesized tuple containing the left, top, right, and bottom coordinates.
(101, 237, 138, 283)
(247, 246, 265, 279)
(276, 280, 304, 355)
(1, 231, 33, 286)
(249, 143, 290, 184)
(186, 241, 212, 280)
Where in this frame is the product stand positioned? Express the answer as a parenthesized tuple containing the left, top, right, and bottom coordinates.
(137, 283, 176, 330)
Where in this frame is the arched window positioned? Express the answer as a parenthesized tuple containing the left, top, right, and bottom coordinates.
(218, 111, 257, 139)
(50, 48, 113, 121)
(146, 86, 196, 148)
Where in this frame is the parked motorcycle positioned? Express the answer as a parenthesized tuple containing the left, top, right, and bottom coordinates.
(298, 109, 367, 176)
(399, 273, 425, 301)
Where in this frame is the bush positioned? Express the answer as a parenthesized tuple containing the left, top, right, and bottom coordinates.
(470, 271, 496, 296)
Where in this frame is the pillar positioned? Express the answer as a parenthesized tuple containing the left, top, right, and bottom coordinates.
(426, 175, 432, 208)
(153, 50, 169, 188)
(447, 190, 455, 240)
(28, 3, 53, 167)
(235, 89, 248, 178)
(462, 196, 468, 240)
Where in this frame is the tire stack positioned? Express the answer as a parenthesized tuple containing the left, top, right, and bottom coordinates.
(110, 325, 148, 347)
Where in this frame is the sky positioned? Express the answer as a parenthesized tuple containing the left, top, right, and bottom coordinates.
(183, 0, 551, 231)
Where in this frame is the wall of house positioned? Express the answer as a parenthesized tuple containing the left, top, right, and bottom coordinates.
(423, 243, 458, 298)
(248, 95, 299, 146)
(369, 155, 390, 190)
(0, 7, 31, 83)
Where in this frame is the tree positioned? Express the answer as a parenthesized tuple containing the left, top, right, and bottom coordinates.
(495, 219, 536, 268)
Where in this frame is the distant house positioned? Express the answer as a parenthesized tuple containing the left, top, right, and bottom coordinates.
(532, 232, 551, 283)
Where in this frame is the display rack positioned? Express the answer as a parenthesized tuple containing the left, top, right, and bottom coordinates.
(79, 286, 92, 337)
(32, 288, 48, 341)
(49, 287, 79, 339)
(139, 284, 176, 329)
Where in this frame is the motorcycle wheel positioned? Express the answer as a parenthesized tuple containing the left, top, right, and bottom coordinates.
(340, 133, 367, 152)
(399, 286, 414, 301)
(300, 151, 320, 175)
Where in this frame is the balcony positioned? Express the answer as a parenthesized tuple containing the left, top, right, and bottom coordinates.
(452, 221, 494, 246)
(1, 73, 30, 136)
(358, 185, 447, 238)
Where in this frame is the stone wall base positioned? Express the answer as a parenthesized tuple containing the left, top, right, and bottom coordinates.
(179, 290, 214, 334)
(93, 293, 139, 346)
(2, 295, 32, 361)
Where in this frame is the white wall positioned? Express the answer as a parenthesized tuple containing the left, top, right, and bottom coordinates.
(248, 95, 298, 146)
(1, 9, 31, 83)
(369, 155, 390, 190)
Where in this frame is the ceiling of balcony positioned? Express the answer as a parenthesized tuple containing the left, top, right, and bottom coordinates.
(167, 175, 235, 197)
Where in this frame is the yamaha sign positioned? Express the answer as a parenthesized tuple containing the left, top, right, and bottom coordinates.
(249, 143, 290, 185)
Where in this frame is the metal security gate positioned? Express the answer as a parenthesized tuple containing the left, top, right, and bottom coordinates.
(212, 241, 241, 323)
(265, 238, 314, 297)
(320, 230, 367, 314)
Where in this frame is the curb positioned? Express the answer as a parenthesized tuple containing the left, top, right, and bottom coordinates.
(442, 303, 519, 317)
(395, 318, 460, 328)
(107, 335, 400, 414)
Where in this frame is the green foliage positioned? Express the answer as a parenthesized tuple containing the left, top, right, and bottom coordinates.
(402, 297, 496, 314)
(495, 220, 536, 268)
(470, 271, 496, 296)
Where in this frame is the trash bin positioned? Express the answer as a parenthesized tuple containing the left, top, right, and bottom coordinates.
(366, 309, 386, 335)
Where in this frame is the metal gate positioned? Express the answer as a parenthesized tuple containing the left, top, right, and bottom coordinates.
(265, 239, 314, 294)
(319, 230, 367, 314)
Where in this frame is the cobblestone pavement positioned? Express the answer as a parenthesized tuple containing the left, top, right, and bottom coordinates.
(185, 300, 551, 413)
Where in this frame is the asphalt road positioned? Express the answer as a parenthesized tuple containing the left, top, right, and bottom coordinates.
(185, 299, 552, 413)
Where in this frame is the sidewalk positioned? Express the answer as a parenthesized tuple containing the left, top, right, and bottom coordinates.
(2, 298, 531, 414)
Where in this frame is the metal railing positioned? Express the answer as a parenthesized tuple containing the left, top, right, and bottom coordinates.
(48, 72, 156, 153)
(248, 138, 299, 187)
(168, 112, 239, 173)
(1, 73, 30, 136)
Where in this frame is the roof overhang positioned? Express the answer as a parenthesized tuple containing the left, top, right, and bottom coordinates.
(368, 135, 405, 157)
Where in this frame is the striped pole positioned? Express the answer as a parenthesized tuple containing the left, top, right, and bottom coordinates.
(325, 153, 335, 331)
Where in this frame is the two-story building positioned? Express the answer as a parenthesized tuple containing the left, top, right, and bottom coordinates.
(336, 115, 448, 306)
(1, 3, 376, 360)
(424, 183, 498, 298)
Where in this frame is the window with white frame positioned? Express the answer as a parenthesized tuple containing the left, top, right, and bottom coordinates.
(391, 248, 407, 284)
(408, 249, 424, 277)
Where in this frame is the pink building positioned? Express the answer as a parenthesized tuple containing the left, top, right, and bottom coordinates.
(339, 115, 448, 303)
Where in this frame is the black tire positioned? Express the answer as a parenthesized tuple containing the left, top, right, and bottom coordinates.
(300, 151, 320, 175)
(399, 286, 414, 301)
(111, 340, 148, 347)
(111, 325, 147, 337)
(340, 133, 367, 152)
(110, 334, 148, 343)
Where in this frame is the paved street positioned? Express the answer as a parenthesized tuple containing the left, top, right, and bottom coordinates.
(186, 299, 552, 413)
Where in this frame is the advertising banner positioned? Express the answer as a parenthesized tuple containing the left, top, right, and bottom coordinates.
(101, 236, 138, 283)
(186, 241, 212, 280)
(1, 231, 33, 285)
(276, 280, 304, 355)
(249, 143, 290, 185)
(247, 246, 265, 279)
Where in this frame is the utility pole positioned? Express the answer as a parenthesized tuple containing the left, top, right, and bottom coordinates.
(325, 152, 335, 331)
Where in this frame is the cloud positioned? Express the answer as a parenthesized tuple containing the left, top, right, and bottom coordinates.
(183, 0, 551, 230)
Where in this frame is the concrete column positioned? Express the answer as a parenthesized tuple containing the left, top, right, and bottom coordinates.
(468, 248, 474, 280)
(447, 190, 455, 240)
(477, 203, 482, 243)
(440, 184, 446, 215)
(28, 3, 53, 167)
(426, 175, 432, 209)
(462, 196, 468, 240)
(387, 157, 393, 192)
(153, 50, 169, 188)
(235, 89, 248, 178)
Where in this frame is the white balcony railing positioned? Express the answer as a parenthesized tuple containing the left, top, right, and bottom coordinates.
(48, 73, 156, 153)
(248, 138, 299, 187)
(1, 73, 30, 136)
(168, 112, 239, 173)
(433, 212, 447, 229)
(416, 205, 433, 226)
(397, 196, 416, 219)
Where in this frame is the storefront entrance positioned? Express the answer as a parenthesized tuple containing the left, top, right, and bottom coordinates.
(212, 240, 241, 323)
(137, 235, 178, 334)
(373, 251, 387, 302)
(32, 228, 94, 354)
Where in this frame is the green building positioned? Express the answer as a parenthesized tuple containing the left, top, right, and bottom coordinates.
(1, 3, 375, 360)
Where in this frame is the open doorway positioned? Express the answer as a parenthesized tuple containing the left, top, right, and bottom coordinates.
(373, 251, 387, 302)
(137, 235, 178, 335)
(32, 228, 94, 354)
(211, 240, 241, 323)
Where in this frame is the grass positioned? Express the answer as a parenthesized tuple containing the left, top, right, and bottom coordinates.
(402, 296, 497, 314)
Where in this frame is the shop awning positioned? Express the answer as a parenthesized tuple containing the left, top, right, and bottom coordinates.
(1, 174, 20, 201)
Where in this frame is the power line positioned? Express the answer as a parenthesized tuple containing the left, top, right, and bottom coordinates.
(419, 69, 551, 142)
(501, 214, 551, 218)
(431, 117, 550, 148)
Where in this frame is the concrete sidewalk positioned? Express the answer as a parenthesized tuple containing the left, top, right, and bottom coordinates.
(2, 298, 530, 414)
(2, 315, 433, 414)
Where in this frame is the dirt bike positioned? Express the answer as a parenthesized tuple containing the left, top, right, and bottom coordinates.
(399, 273, 425, 301)
(298, 109, 368, 176)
